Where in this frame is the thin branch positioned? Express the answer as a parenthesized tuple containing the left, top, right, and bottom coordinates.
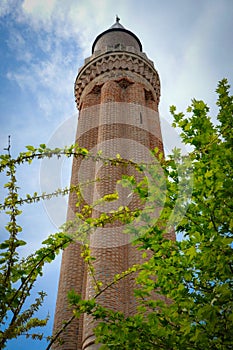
(45, 315, 76, 350)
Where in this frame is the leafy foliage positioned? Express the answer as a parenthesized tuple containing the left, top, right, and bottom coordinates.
(0, 144, 93, 348)
(0, 142, 142, 348)
(1, 79, 232, 349)
(84, 79, 232, 349)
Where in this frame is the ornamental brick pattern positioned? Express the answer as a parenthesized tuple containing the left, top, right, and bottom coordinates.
(53, 20, 174, 350)
(75, 54, 160, 109)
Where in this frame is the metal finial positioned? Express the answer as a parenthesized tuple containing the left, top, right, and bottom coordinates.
(116, 15, 120, 23)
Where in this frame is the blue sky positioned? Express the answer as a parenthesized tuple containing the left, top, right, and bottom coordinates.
(0, 0, 233, 349)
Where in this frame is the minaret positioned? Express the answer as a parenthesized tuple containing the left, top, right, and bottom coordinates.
(53, 17, 166, 349)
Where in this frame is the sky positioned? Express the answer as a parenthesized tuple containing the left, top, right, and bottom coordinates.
(0, 0, 233, 348)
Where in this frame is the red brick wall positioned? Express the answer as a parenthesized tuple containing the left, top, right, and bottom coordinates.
(53, 36, 172, 350)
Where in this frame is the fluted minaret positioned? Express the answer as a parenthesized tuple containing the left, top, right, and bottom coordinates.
(53, 18, 169, 350)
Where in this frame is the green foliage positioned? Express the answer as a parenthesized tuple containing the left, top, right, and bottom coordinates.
(84, 79, 232, 349)
(0, 142, 142, 349)
(0, 144, 92, 348)
(1, 79, 232, 350)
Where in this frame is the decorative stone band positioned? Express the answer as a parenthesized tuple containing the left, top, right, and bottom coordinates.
(75, 52, 160, 108)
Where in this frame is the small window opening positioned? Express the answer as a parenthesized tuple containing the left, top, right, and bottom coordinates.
(145, 90, 155, 102)
(140, 112, 143, 124)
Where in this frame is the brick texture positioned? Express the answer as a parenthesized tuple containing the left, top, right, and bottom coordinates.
(53, 23, 175, 350)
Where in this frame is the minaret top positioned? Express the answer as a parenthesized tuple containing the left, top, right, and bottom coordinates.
(92, 17, 142, 54)
(109, 15, 125, 29)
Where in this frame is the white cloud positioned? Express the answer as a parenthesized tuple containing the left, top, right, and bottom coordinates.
(1, 3, 233, 348)
(3, 1, 125, 121)
(0, 0, 18, 17)
(16, 0, 128, 56)
(6, 27, 78, 120)
(171, 1, 231, 111)
(22, 0, 57, 19)
(3, 0, 233, 129)
(7, 64, 74, 118)
(6, 28, 33, 63)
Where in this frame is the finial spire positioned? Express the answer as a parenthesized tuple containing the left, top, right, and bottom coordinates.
(116, 15, 120, 23)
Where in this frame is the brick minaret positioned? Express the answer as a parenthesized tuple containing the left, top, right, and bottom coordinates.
(53, 18, 167, 349)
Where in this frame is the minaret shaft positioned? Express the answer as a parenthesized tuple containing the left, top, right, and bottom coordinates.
(53, 19, 168, 350)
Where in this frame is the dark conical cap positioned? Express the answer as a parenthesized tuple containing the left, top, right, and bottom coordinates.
(92, 16, 142, 53)
(109, 15, 125, 29)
